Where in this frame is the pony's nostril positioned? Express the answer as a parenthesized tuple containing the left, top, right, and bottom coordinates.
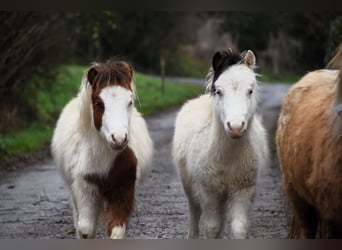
(123, 134, 129, 144)
(241, 121, 245, 130)
(111, 134, 128, 147)
(111, 134, 116, 143)
(228, 122, 245, 132)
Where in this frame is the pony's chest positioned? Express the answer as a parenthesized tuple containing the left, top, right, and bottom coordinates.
(198, 155, 257, 193)
(84, 147, 137, 202)
(88, 152, 117, 175)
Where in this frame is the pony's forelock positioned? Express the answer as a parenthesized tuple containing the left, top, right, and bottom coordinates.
(81, 60, 137, 100)
(205, 65, 258, 96)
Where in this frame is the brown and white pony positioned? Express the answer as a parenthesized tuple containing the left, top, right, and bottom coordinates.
(276, 48, 342, 238)
(51, 60, 153, 239)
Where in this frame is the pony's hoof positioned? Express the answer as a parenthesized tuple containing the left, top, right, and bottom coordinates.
(77, 220, 95, 239)
(110, 225, 126, 239)
(81, 234, 89, 239)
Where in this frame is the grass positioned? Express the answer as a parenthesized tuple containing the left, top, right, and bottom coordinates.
(257, 71, 301, 84)
(134, 72, 204, 115)
(0, 125, 51, 157)
(0, 65, 204, 160)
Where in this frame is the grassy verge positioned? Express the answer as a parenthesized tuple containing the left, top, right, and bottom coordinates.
(257, 71, 301, 84)
(134, 72, 204, 115)
(0, 125, 51, 157)
(0, 65, 204, 160)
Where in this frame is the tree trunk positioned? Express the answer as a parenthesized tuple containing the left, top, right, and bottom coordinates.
(160, 52, 166, 95)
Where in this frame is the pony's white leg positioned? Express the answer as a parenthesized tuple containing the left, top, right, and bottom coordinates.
(229, 186, 255, 239)
(73, 179, 100, 239)
(201, 193, 225, 239)
(70, 195, 79, 237)
(110, 224, 126, 239)
(187, 199, 201, 239)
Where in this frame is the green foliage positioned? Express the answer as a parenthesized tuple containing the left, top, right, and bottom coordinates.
(0, 125, 51, 159)
(326, 16, 342, 64)
(210, 12, 341, 72)
(29, 65, 84, 125)
(167, 48, 209, 78)
(63, 11, 200, 74)
(0, 12, 64, 132)
(257, 72, 301, 84)
(63, 11, 119, 63)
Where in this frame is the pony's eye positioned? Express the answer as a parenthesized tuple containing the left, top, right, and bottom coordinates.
(214, 89, 223, 96)
(128, 100, 133, 107)
(248, 89, 253, 95)
(95, 101, 104, 111)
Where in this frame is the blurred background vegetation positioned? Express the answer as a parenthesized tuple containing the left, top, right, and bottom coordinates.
(0, 11, 342, 159)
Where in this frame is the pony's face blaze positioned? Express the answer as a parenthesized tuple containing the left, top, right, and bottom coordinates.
(92, 86, 133, 150)
(213, 66, 257, 138)
(86, 60, 135, 150)
(210, 49, 257, 139)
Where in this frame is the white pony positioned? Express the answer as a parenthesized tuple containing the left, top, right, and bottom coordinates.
(51, 60, 153, 239)
(172, 49, 269, 238)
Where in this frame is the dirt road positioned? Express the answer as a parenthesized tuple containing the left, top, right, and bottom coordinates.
(0, 83, 290, 239)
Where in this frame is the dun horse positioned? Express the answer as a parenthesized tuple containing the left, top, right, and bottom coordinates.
(277, 49, 342, 238)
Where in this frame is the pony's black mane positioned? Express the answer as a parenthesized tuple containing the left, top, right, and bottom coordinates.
(210, 49, 247, 95)
(212, 49, 246, 83)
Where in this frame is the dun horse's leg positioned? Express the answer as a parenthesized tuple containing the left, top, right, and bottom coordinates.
(322, 219, 342, 238)
(286, 184, 318, 238)
(187, 199, 201, 239)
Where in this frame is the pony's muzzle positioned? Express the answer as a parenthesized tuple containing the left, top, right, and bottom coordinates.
(110, 133, 128, 150)
(227, 121, 245, 139)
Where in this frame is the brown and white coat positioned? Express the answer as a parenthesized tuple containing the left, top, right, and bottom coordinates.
(51, 60, 153, 239)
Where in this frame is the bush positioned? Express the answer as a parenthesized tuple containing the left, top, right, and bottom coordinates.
(326, 16, 342, 64)
(0, 12, 64, 133)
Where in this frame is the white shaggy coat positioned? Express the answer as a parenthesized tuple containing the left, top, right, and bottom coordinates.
(51, 74, 153, 239)
(172, 51, 269, 239)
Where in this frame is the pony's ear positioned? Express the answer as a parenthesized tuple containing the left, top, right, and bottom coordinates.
(87, 66, 98, 86)
(243, 50, 256, 69)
